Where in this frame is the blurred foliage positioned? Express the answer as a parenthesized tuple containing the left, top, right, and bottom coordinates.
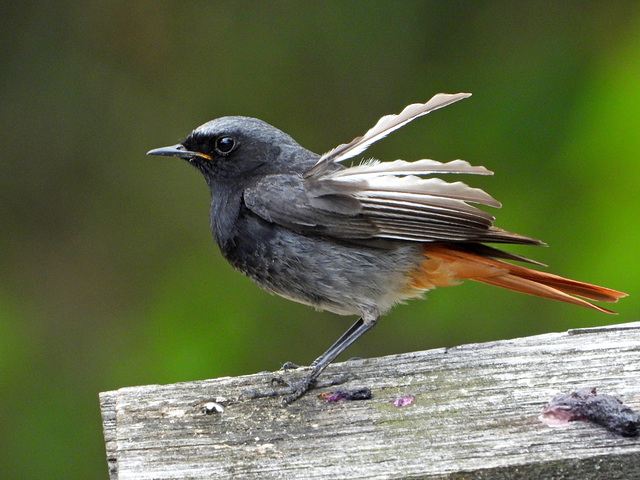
(1, 1, 639, 478)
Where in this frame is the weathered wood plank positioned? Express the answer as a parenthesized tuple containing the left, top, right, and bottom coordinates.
(100, 322, 640, 480)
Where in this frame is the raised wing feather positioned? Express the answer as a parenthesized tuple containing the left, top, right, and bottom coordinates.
(328, 158, 493, 178)
(304, 93, 471, 178)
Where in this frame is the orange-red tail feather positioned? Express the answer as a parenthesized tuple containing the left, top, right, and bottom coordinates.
(417, 244, 627, 314)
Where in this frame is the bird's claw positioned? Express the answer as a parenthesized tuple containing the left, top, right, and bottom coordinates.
(239, 371, 351, 405)
(281, 361, 300, 371)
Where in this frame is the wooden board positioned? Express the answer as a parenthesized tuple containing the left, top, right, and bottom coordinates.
(100, 322, 640, 479)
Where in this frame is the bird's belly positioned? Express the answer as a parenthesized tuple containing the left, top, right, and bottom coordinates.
(220, 219, 425, 318)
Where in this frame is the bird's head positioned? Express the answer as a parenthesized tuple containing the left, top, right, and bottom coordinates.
(147, 116, 314, 187)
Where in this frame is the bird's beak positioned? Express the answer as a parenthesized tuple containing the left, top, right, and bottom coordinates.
(146, 144, 212, 161)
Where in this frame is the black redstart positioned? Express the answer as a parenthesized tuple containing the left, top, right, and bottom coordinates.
(148, 93, 626, 404)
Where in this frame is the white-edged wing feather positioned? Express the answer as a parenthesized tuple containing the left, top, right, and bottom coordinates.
(304, 92, 471, 178)
(321, 159, 499, 206)
(328, 158, 492, 178)
(359, 176, 501, 208)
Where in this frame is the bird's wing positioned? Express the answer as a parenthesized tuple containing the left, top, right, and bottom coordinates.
(311, 158, 542, 245)
(244, 158, 542, 246)
(304, 92, 471, 178)
(245, 95, 543, 247)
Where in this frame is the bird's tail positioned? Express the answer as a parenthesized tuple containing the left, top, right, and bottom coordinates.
(412, 244, 627, 314)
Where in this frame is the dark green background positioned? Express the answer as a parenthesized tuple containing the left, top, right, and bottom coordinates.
(1, 2, 638, 478)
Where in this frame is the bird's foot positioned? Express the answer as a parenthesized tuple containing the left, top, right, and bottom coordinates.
(240, 367, 349, 406)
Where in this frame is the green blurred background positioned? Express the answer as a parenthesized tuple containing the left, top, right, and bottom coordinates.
(1, 1, 639, 478)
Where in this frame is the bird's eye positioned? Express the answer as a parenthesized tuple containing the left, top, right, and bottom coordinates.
(214, 136, 237, 155)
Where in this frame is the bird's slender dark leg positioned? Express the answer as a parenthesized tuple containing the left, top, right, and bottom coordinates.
(242, 317, 377, 405)
(311, 317, 369, 368)
(281, 316, 377, 404)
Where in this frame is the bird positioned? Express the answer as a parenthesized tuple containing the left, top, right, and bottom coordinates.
(147, 92, 626, 404)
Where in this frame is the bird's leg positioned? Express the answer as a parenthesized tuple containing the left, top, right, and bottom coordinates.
(280, 317, 377, 404)
(241, 317, 377, 405)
